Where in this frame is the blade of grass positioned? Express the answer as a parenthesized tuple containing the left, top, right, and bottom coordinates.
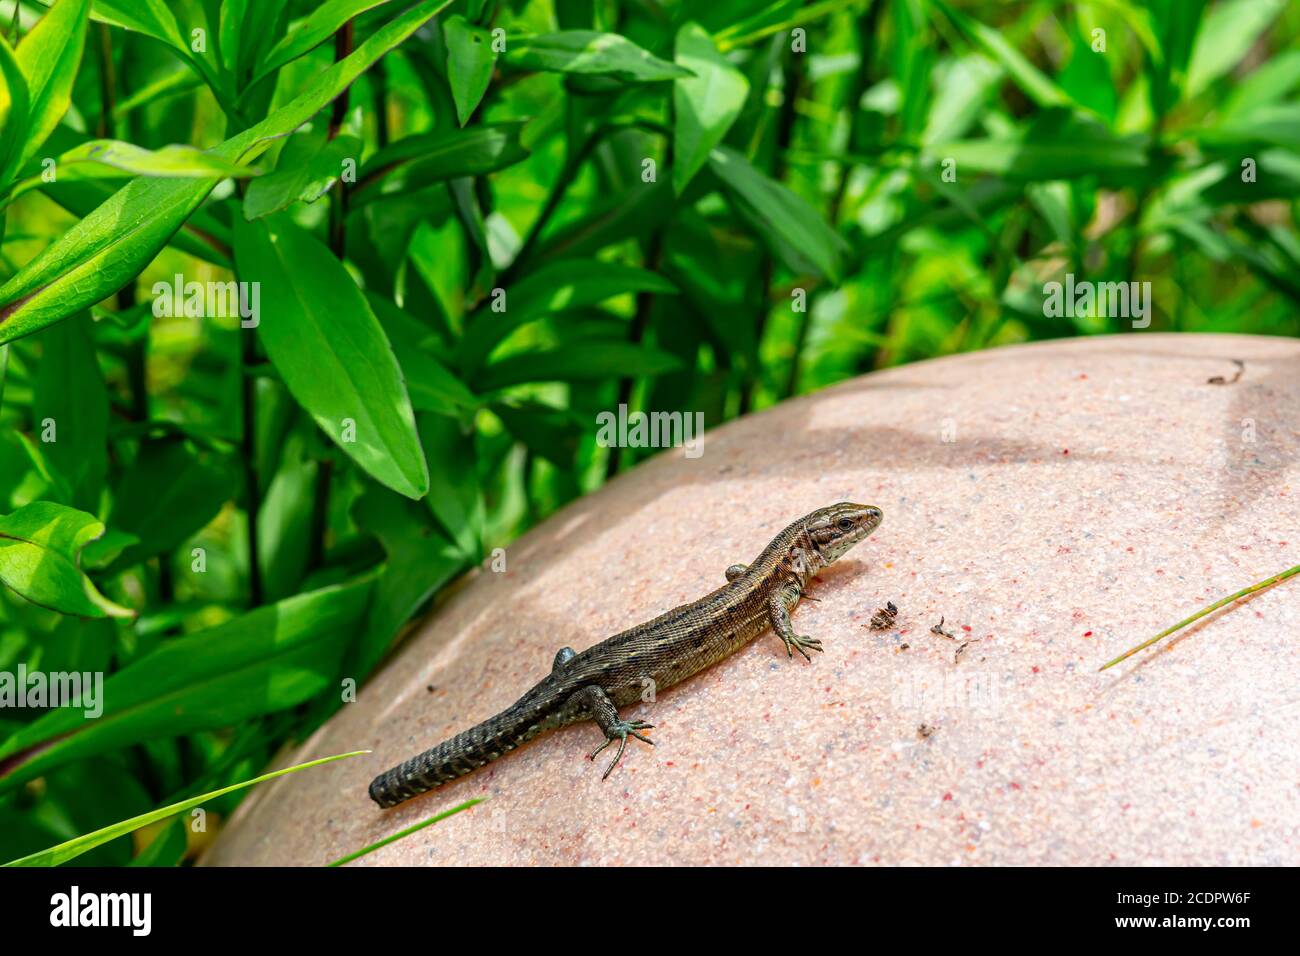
(1098, 564, 1300, 671)
(327, 797, 482, 866)
(3, 750, 369, 866)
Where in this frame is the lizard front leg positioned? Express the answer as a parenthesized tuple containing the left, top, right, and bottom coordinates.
(565, 685, 654, 780)
(768, 581, 822, 661)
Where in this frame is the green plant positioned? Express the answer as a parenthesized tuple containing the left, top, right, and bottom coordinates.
(0, 0, 1295, 865)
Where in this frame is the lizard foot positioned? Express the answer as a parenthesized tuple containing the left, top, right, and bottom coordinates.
(589, 720, 654, 780)
(783, 634, 823, 662)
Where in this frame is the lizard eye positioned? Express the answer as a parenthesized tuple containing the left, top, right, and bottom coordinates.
(837, 517, 853, 531)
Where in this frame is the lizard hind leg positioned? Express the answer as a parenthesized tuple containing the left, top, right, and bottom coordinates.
(566, 685, 654, 781)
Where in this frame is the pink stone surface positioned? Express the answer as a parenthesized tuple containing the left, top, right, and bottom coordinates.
(203, 333, 1300, 866)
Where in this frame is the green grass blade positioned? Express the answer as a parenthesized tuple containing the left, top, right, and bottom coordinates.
(327, 798, 482, 866)
(1099, 564, 1300, 671)
(3, 750, 369, 866)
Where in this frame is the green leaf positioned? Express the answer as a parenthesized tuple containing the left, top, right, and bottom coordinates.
(503, 31, 692, 82)
(256, 421, 317, 601)
(532, 179, 675, 264)
(1200, 104, 1300, 151)
(349, 488, 463, 680)
(48, 139, 259, 179)
(927, 113, 1148, 181)
(36, 180, 232, 265)
(234, 216, 429, 499)
(1186, 0, 1284, 99)
(0, 32, 31, 190)
(932, 0, 1073, 110)
(445, 14, 496, 127)
(1145, 0, 1207, 116)
(13, 0, 90, 168)
(672, 22, 748, 196)
(351, 123, 529, 207)
(32, 313, 107, 512)
(0, 0, 455, 346)
(492, 400, 584, 466)
(84, 0, 185, 49)
(476, 341, 682, 392)
(327, 797, 481, 866)
(0, 580, 373, 793)
(708, 146, 847, 281)
(1220, 50, 1300, 121)
(5, 750, 368, 866)
(922, 54, 1004, 145)
(417, 412, 483, 559)
(252, 0, 394, 85)
(1057, 25, 1116, 123)
(243, 132, 359, 220)
(458, 260, 678, 372)
(104, 441, 232, 572)
(220, 0, 290, 82)
(0, 501, 133, 618)
(369, 292, 478, 415)
(128, 819, 186, 867)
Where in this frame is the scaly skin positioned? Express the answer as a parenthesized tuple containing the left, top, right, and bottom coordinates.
(368, 503, 883, 808)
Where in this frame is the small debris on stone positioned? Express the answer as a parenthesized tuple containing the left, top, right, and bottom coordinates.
(930, 615, 956, 640)
(1206, 358, 1244, 385)
(869, 601, 899, 630)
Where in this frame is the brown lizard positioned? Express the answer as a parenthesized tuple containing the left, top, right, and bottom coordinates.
(368, 502, 883, 807)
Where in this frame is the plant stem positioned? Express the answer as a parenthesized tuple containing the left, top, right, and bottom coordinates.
(241, 328, 263, 607)
(1098, 563, 1300, 671)
(371, 58, 389, 149)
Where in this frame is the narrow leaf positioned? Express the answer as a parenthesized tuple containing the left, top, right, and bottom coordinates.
(234, 217, 429, 499)
(475, 341, 682, 392)
(6, 751, 368, 866)
(49, 139, 259, 179)
(502, 31, 691, 82)
(0, 32, 31, 189)
(458, 260, 677, 372)
(253, 0, 394, 85)
(932, 0, 1073, 110)
(709, 146, 846, 281)
(244, 132, 359, 220)
(32, 313, 107, 512)
(445, 15, 496, 126)
(673, 22, 748, 195)
(352, 123, 528, 208)
(328, 798, 481, 866)
(14, 0, 90, 167)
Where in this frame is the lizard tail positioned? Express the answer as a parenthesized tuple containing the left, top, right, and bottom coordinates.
(367, 700, 552, 808)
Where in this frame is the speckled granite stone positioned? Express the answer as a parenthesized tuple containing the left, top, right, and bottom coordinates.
(203, 333, 1300, 866)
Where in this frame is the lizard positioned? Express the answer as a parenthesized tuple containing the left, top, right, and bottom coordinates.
(368, 502, 883, 808)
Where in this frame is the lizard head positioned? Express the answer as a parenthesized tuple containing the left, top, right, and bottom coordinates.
(804, 502, 883, 562)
